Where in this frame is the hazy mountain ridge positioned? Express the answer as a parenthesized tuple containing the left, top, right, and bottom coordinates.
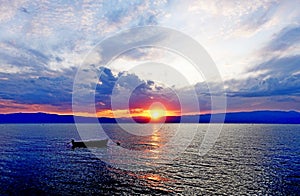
(0, 110, 299, 124)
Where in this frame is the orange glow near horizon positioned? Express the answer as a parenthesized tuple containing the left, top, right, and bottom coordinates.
(0, 98, 224, 118)
(0, 99, 234, 118)
(95, 108, 178, 118)
(0, 99, 73, 115)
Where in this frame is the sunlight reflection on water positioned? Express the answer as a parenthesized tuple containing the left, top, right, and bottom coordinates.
(0, 124, 299, 195)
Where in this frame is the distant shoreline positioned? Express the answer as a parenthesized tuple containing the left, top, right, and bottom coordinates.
(0, 123, 300, 125)
(0, 110, 299, 124)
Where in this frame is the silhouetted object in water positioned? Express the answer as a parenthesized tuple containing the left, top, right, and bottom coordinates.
(70, 139, 108, 149)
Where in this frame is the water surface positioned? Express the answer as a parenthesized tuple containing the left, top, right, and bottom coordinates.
(0, 124, 299, 195)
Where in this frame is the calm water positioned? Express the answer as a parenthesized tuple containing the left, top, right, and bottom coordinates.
(0, 124, 299, 195)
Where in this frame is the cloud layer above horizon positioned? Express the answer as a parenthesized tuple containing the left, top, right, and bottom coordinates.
(0, 0, 299, 115)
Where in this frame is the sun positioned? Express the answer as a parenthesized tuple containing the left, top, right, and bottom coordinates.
(148, 102, 166, 120)
(150, 109, 165, 119)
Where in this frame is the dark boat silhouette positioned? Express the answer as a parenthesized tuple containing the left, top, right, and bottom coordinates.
(70, 138, 108, 149)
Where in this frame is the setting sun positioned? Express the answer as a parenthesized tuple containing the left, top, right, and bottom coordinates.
(149, 109, 165, 119)
(148, 102, 166, 120)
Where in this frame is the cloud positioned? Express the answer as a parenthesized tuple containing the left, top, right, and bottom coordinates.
(0, 0, 169, 66)
(0, 0, 299, 114)
(224, 20, 300, 100)
(226, 54, 300, 98)
(226, 95, 300, 112)
(250, 55, 300, 76)
(185, 0, 280, 37)
(265, 25, 300, 52)
(238, 1, 279, 32)
(0, 0, 28, 22)
(0, 67, 75, 107)
(228, 75, 300, 98)
(95, 67, 180, 112)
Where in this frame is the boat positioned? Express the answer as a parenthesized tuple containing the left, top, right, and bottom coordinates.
(70, 138, 108, 149)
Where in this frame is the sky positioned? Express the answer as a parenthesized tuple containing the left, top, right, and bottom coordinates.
(0, 0, 299, 117)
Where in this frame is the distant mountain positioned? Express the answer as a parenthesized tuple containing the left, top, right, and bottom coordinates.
(0, 110, 299, 124)
(0, 113, 116, 124)
(199, 110, 300, 124)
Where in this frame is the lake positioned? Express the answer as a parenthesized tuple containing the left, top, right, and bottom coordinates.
(0, 124, 299, 195)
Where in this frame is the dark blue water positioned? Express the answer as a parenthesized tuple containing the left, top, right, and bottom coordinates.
(0, 124, 299, 195)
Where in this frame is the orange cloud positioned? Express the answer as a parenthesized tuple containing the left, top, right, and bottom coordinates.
(0, 99, 72, 115)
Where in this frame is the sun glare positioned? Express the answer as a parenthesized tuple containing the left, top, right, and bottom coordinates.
(150, 109, 165, 119)
(148, 102, 166, 120)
